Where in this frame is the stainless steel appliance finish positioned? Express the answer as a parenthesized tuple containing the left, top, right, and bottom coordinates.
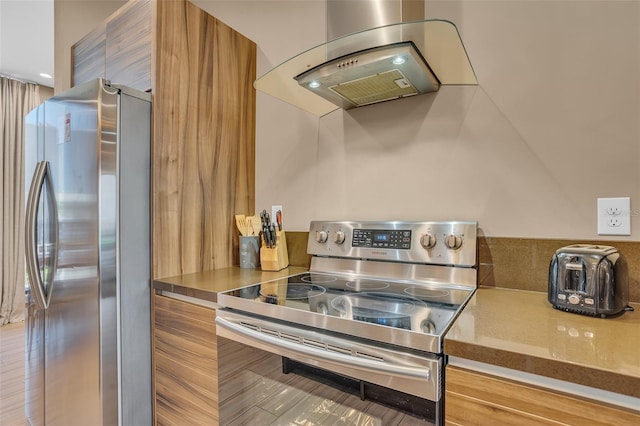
(298, 2, 439, 108)
(24, 79, 152, 425)
(217, 309, 441, 401)
(307, 220, 477, 267)
(254, 2, 477, 116)
(327, 0, 425, 44)
(217, 220, 478, 424)
(548, 244, 629, 317)
(295, 42, 440, 109)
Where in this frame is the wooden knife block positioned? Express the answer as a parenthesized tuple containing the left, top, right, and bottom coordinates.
(260, 230, 289, 271)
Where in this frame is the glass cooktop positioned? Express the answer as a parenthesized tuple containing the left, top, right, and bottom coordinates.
(221, 272, 473, 336)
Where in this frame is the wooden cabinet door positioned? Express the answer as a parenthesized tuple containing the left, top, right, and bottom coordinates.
(153, 295, 219, 425)
(71, 0, 151, 91)
(105, 0, 152, 91)
(71, 24, 106, 87)
(445, 365, 640, 425)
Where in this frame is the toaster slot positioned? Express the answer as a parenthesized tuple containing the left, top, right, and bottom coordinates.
(564, 257, 587, 294)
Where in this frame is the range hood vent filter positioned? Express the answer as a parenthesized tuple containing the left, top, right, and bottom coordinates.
(331, 69, 417, 107)
(295, 42, 440, 109)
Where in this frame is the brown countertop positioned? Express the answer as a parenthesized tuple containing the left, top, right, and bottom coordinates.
(153, 266, 309, 303)
(444, 287, 640, 398)
(155, 268, 640, 399)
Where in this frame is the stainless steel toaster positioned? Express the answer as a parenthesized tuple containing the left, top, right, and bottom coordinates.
(548, 244, 629, 317)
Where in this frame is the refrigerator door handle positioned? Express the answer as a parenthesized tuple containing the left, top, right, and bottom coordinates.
(25, 161, 58, 310)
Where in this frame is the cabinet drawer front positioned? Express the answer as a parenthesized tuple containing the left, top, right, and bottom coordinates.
(155, 352, 218, 425)
(445, 366, 640, 426)
(446, 391, 552, 426)
(154, 294, 216, 322)
(154, 327, 217, 369)
(105, 0, 151, 91)
(154, 298, 216, 345)
(155, 351, 218, 393)
(72, 25, 106, 86)
(153, 295, 219, 425)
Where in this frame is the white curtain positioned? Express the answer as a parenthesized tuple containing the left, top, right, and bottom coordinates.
(0, 75, 40, 325)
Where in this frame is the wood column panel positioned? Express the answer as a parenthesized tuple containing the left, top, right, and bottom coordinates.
(152, 0, 256, 279)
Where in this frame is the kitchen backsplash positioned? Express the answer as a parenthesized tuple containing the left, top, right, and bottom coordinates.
(478, 237, 640, 304)
(284, 232, 312, 268)
(285, 232, 640, 304)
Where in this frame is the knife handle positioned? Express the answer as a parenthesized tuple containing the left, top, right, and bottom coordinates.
(262, 224, 269, 247)
(268, 224, 276, 247)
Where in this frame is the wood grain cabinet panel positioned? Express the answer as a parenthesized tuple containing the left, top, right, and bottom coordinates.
(71, 0, 151, 90)
(72, 0, 256, 278)
(445, 365, 640, 426)
(152, 0, 256, 278)
(153, 295, 218, 426)
(71, 24, 106, 86)
(105, 0, 151, 91)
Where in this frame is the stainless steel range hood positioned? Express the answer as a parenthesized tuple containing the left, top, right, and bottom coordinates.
(255, 0, 477, 117)
(294, 41, 440, 109)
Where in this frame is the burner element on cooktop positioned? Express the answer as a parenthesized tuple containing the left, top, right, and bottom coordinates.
(287, 284, 326, 299)
(330, 292, 429, 330)
(259, 284, 326, 304)
(403, 287, 450, 299)
(346, 280, 390, 291)
(300, 273, 338, 284)
(330, 292, 427, 317)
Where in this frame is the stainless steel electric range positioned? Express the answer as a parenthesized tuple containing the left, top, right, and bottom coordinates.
(216, 220, 478, 424)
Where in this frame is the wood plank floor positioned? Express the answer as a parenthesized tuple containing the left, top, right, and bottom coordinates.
(0, 321, 29, 426)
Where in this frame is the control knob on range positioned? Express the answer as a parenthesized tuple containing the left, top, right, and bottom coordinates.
(420, 233, 436, 249)
(315, 230, 329, 243)
(333, 231, 345, 245)
(445, 234, 463, 250)
(568, 294, 581, 305)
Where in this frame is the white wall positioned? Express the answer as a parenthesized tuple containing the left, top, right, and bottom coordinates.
(57, 0, 638, 240)
(194, 0, 640, 240)
(0, 0, 54, 87)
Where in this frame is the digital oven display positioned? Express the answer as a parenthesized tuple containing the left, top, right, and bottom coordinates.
(352, 229, 411, 249)
(375, 233, 389, 242)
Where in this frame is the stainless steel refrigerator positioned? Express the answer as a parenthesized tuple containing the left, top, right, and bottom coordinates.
(24, 79, 152, 425)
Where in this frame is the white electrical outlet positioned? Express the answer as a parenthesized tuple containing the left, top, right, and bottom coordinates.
(597, 197, 630, 235)
(271, 205, 283, 229)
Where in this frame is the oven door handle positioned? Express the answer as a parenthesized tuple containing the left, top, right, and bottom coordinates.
(215, 315, 431, 381)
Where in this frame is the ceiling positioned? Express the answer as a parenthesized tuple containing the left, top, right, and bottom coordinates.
(0, 0, 54, 87)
